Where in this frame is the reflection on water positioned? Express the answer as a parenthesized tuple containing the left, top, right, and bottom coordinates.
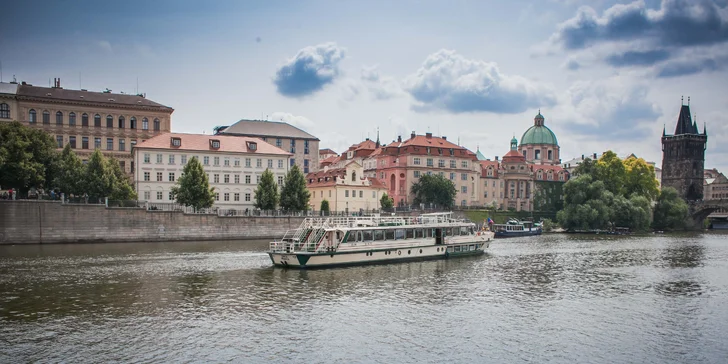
(2, 234, 728, 363)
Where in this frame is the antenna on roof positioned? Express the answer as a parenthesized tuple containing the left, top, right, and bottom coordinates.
(687, 96, 690, 106)
(681, 95, 684, 105)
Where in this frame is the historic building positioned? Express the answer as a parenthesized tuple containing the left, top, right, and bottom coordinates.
(519, 111, 561, 165)
(661, 100, 707, 201)
(133, 133, 291, 209)
(0, 79, 173, 175)
(306, 161, 387, 212)
(217, 119, 319, 174)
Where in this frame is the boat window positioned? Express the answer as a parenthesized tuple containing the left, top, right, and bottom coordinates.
(444, 228, 451, 236)
(416, 229, 425, 238)
(363, 230, 373, 241)
(406, 229, 414, 239)
(460, 227, 468, 235)
(454, 246, 461, 252)
(385, 229, 395, 240)
(426, 229, 433, 238)
(357, 231, 363, 241)
(469, 245, 475, 251)
(447, 247, 453, 253)
(374, 230, 384, 241)
(395, 229, 405, 240)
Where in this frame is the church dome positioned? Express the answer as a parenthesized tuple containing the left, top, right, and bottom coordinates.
(520, 111, 558, 146)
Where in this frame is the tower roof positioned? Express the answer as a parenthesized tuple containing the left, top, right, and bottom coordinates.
(520, 111, 558, 146)
(674, 105, 699, 135)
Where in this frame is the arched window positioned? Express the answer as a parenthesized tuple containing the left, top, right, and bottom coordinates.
(547, 150, 553, 160)
(153, 118, 160, 131)
(43, 110, 50, 124)
(142, 117, 149, 130)
(130, 116, 137, 129)
(106, 115, 113, 128)
(29, 109, 37, 123)
(547, 171, 553, 181)
(82, 113, 89, 127)
(118, 116, 125, 129)
(56, 111, 63, 125)
(537, 170, 543, 180)
(534, 149, 541, 160)
(352, 171, 356, 181)
(0, 103, 9, 119)
(94, 114, 101, 127)
(69, 112, 76, 126)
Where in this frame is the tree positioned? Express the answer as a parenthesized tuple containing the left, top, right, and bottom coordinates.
(653, 187, 689, 230)
(595, 151, 626, 196)
(320, 199, 330, 215)
(623, 156, 659, 200)
(254, 169, 279, 210)
(84, 149, 114, 200)
(0, 121, 58, 192)
(54, 144, 85, 196)
(533, 181, 564, 212)
(170, 157, 215, 210)
(107, 157, 137, 200)
(557, 175, 613, 231)
(380, 192, 394, 209)
(280, 164, 310, 211)
(410, 174, 457, 208)
(572, 157, 597, 177)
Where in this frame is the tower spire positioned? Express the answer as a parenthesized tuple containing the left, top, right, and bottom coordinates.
(375, 127, 380, 148)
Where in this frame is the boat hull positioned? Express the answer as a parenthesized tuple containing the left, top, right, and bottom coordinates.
(269, 244, 447, 269)
(494, 229, 542, 238)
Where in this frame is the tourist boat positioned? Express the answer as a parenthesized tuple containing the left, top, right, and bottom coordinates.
(492, 218, 542, 238)
(268, 212, 494, 268)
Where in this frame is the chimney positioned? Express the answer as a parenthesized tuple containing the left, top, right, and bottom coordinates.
(57, 78, 61, 88)
(495, 156, 499, 161)
(397, 135, 402, 142)
(593, 153, 597, 159)
(411, 131, 416, 139)
(581, 154, 584, 160)
(426, 132, 432, 139)
(442, 136, 447, 140)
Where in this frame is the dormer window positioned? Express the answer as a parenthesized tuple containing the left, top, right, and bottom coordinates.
(171, 137, 181, 147)
(210, 139, 221, 149)
(246, 141, 257, 151)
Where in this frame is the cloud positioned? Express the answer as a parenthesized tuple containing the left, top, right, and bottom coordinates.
(273, 42, 346, 97)
(96, 40, 113, 53)
(605, 49, 671, 67)
(360, 65, 404, 100)
(550, 0, 728, 50)
(403, 50, 556, 114)
(656, 52, 728, 77)
(564, 58, 581, 70)
(269, 112, 315, 130)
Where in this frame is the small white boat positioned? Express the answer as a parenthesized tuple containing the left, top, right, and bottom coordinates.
(268, 212, 494, 269)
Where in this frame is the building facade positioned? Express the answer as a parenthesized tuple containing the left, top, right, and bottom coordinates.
(661, 102, 707, 201)
(0, 79, 173, 175)
(133, 133, 291, 209)
(218, 119, 319, 174)
(306, 161, 387, 212)
(519, 111, 561, 165)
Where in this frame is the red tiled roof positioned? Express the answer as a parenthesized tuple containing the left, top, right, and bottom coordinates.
(502, 149, 526, 163)
(480, 160, 500, 178)
(136, 133, 291, 155)
(367, 177, 387, 189)
(319, 148, 337, 155)
(372, 134, 477, 161)
(305, 167, 387, 189)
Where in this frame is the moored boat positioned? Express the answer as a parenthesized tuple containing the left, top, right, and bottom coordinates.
(268, 212, 494, 268)
(492, 218, 542, 238)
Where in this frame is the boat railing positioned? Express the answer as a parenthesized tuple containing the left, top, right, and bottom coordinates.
(284, 213, 472, 230)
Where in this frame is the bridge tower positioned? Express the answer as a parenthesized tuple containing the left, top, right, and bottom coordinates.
(661, 98, 707, 201)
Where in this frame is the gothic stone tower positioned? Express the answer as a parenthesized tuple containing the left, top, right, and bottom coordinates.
(661, 100, 707, 201)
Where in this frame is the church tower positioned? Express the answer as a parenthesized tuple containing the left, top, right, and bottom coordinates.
(661, 98, 707, 201)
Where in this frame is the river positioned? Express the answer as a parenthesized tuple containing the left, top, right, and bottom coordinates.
(1, 233, 728, 363)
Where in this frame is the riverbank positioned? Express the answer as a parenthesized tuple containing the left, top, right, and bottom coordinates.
(0, 201, 305, 244)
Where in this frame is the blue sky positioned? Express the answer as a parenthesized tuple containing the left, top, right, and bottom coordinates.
(2, 0, 727, 172)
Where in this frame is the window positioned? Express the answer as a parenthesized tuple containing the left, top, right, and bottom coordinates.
(256, 175, 261, 184)
(169, 155, 175, 164)
(214, 157, 220, 166)
(144, 154, 150, 163)
(461, 161, 468, 168)
(304, 159, 309, 173)
(181, 155, 187, 164)
(278, 176, 283, 185)
(345, 190, 349, 197)
(414, 171, 421, 178)
(118, 116, 125, 129)
(245, 175, 251, 184)
(359, 191, 363, 198)
(106, 138, 113, 150)
(214, 193, 219, 201)
(450, 160, 456, 168)
(169, 191, 174, 201)
(224, 158, 230, 166)
(144, 172, 150, 181)
(169, 172, 175, 182)
(155, 154, 162, 164)
(276, 138, 282, 147)
(69, 112, 76, 126)
(268, 159, 273, 168)
(0, 103, 9, 119)
(106, 115, 113, 128)
(157, 191, 163, 200)
(245, 158, 251, 168)
(234, 193, 240, 201)
(450, 172, 455, 180)
(42, 110, 50, 124)
(461, 173, 467, 181)
(438, 159, 445, 167)
(234, 158, 240, 167)
(130, 117, 137, 129)
(153, 118, 160, 131)
(119, 139, 125, 151)
(548, 150, 553, 160)
(535, 150, 541, 160)
(462, 186, 467, 193)
(484, 191, 488, 198)
(95, 137, 101, 149)
(94, 114, 101, 127)
(82, 137, 89, 149)
(157, 172, 163, 182)
(224, 174, 230, 183)
(142, 117, 149, 130)
(171, 138, 181, 147)
(56, 135, 63, 148)
(144, 191, 150, 200)
(278, 160, 283, 169)
(304, 140, 309, 154)
(427, 158, 433, 167)
(413, 157, 421, 165)
(203, 156, 209, 165)
(245, 193, 251, 202)
(234, 175, 240, 184)
(290, 140, 296, 153)
(29, 109, 37, 123)
(214, 174, 220, 183)
(253, 158, 260, 168)
(82, 113, 89, 127)
(290, 159, 295, 167)
(224, 193, 230, 201)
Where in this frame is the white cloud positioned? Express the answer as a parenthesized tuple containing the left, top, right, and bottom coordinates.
(361, 65, 404, 100)
(273, 42, 346, 98)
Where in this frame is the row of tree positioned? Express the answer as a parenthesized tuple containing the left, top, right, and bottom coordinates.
(0, 121, 135, 200)
(557, 151, 689, 231)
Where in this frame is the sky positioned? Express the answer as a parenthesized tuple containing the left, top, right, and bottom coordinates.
(2, 0, 727, 172)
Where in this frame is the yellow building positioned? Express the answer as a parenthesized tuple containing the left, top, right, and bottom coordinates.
(306, 161, 387, 213)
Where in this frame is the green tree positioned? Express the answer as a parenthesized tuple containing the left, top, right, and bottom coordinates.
(254, 169, 279, 210)
(533, 181, 564, 212)
(54, 144, 85, 196)
(84, 149, 114, 199)
(557, 175, 613, 231)
(380, 192, 394, 209)
(0, 121, 58, 192)
(107, 157, 137, 200)
(623, 156, 659, 200)
(572, 157, 597, 177)
(280, 164, 310, 211)
(410, 174, 457, 208)
(170, 157, 215, 210)
(320, 199, 330, 215)
(653, 187, 689, 230)
(595, 151, 626, 196)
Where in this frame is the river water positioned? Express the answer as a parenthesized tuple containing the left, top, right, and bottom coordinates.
(1, 233, 728, 363)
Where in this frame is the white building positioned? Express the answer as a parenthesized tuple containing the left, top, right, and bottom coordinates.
(133, 133, 292, 209)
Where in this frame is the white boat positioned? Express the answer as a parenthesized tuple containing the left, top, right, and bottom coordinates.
(268, 212, 494, 269)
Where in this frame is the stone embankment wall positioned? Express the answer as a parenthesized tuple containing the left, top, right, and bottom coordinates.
(0, 201, 305, 244)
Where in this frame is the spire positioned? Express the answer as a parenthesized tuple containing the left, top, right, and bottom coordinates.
(704, 122, 708, 136)
(663, 124, 666, 136)
(674, 101, 696, 135)
(375, 127, 380, 148)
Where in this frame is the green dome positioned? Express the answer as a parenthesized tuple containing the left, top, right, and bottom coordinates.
(510, 136, 518, 144)
(520, 125, 558, 146)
